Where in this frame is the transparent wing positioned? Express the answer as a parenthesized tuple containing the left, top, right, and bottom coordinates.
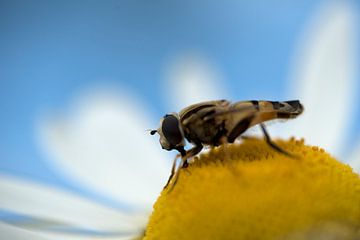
(37, 87, 171, 208)
(203, 105, 257, 120)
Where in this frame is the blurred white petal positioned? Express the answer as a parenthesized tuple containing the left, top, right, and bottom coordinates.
(163, 51, 227, 110)
(37, 88, 170, 207)
(29, 232, 138, 240)
(0, 222, 138, 240)
(0, 222, 50, 240)
(348, 140, 360, 173)
(276, 2, 358, 157)
(0, 174, 147, 233)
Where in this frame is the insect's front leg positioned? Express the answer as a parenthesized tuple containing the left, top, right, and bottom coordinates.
(166, 144, 203, 192)
(180, 143, 203, 168)
(163, 153, 181, 189)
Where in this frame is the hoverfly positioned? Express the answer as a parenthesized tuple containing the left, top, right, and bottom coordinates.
(150, 100, 304, 189)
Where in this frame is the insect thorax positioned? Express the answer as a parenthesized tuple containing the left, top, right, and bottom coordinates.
(182, 112, 227, 146)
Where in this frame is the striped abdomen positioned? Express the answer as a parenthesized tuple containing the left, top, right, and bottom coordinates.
(249, 100, 303, 119)
(226, 100, 303, 143)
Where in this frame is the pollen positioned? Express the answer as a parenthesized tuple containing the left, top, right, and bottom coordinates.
(143, 139, 360, 240)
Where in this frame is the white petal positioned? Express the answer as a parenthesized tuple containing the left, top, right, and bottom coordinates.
(0, 174, 147, 233)
(348, 140, 360, 173)
(0, 222, 50, 240)
(163, 51, 227, 110)
(0, 222, 138, 240)
(37, 87, 171, 207)
(29, 232, 138, 240)
(276, 2, 358, 156)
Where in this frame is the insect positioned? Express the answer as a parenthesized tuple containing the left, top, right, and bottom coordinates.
(150, 99, 304, 189)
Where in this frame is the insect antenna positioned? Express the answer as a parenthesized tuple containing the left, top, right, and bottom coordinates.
(146, 129, 158, 135)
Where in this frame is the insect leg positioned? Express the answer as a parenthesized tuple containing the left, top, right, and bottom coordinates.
(166, 144, 203, 192)
(163, 153, 181, 189)
(181, 144, 203, 168)
(260, 123, 295, 158)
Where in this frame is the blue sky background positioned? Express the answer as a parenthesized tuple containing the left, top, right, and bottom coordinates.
(0, 0, 359, 209)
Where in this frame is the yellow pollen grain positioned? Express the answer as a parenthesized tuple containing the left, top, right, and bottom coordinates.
(144, 139, 360, 240)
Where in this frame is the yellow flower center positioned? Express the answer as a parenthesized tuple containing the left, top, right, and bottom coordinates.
(144, 139, 360, 240)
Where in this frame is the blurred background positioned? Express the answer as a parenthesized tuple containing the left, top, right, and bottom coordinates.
(0, 0, 360, 231)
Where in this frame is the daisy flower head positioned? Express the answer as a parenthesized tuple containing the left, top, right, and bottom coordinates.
(145, 139, 360, 240)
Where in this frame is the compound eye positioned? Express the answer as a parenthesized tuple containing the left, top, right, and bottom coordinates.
(162, 114, 183, 147)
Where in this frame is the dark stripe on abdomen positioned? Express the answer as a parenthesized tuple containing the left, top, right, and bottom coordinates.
(270, 101, 284, 110)
(285, 100, 301, 109)
(227, 116, 254, 143)
(250, 100, 259, 110)
(277, 112, 296, 119)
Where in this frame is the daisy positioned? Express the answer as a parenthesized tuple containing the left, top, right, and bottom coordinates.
(0, 2, 358, 239)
